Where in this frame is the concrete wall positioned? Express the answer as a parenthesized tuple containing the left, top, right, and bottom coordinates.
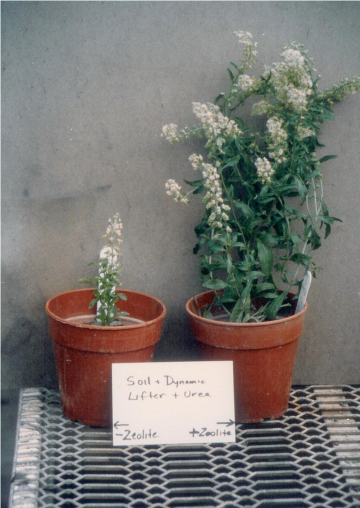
(2, 1, 360, 390)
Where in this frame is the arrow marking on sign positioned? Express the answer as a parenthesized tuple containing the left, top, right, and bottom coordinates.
(114, 422, 129, 429)
(217, 419, 235, 427)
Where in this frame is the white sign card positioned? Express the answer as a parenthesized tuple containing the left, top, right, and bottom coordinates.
(112, 361, 235, 446)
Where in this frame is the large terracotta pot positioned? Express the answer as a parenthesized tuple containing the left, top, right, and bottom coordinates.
(186, 290, 307, 423)
(46, 288, 166, 427)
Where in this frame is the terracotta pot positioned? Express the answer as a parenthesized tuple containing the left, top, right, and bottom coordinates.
(46, 288, 166, 426)
(186, 290, 307, 423)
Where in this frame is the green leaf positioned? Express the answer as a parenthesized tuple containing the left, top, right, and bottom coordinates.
(214, 93, 225, 104)
(89, 298, 97, 309)
(184, 178, 206, 187)
(203, 279, 228, 290)
(231, 237, 245, 249)
(290, 233, 302, 245)
(234, 201, 254, 218)
(294, 176, 307, 198)
(255, 282, 276, 294)
(240, 281, 252, 300)
(307, 167, 322, 179)
(284, 205, 305, 218)
(221, 155, 240, 170)
(247, 270, 264, 280)
(193, 237, 207, 255)
(230, 298, 244, 322)
(226, 255, 233, 273)
(256, 195, 274, 204)
(256, 238, 273, 277)
(227, 67, 235, 81)
(317, 215, 334, 225)
(79, 278, 92, 285)
(290, 252, 312, 265)
(261, 233, 279, 245)
(193, 185, 206, 195)
(276, 183, 298, 194)
(318, 155, 338, 164)
(265, 291, 287, 319)
(309, 227, 321, 250)
(261, 292, 279, 299)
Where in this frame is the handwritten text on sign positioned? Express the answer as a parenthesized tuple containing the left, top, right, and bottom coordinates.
(112, 361, 235, 446)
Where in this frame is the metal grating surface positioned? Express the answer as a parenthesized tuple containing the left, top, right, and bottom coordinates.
(9, 385, 360, 508)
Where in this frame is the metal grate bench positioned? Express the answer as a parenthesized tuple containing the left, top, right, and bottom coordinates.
(9, 385, 360, 507)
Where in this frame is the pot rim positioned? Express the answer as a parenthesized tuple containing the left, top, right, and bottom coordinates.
(45, 288, 166, 330)
(185, 289, 307, 328)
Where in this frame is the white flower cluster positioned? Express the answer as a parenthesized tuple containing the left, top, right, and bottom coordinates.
(341, 76, 360, 94)
(189, 154, 232, 233)
(297, 125, 315, 140)
(266, 116, 288, 164)
(161, 123, 181, 143)
(268, 46, 313, 112)
(234, 30, 253, 46)
(161, 123, 194, 144)
(252, 99, 273, 116)
(318, 76, 360, 104)
(255, 157, 275, 184)
(165, 179, 189, 204)
(192, 102, 242, 152)
(286, 86, 310, 111)
(99, 214, 123, 293)
(233, 30, 258, 69)
(103, 213, 123, 256)
(236, 74, 256, 92)
(281, 48, 305, 68)
(260, 45, 313, 112)
(97, 214, 125, 322)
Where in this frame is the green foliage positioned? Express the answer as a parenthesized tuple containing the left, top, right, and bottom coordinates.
(162, 32, 359, 322)
(80, 258, 128, 326)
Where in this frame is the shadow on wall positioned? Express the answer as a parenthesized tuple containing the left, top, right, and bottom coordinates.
(2, 317, 38, 357)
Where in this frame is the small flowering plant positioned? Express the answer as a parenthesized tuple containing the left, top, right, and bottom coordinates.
(80, 213, 128, 326)
(162, 31, 360, 322)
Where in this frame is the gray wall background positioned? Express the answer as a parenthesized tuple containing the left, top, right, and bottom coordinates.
(2, 1, 360, 390)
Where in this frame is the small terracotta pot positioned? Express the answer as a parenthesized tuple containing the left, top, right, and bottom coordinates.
(46, 288, 166, 426)
(186, 290, 307, 423)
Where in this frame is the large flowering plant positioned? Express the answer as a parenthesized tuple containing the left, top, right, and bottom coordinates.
(162, 31, 360, 322)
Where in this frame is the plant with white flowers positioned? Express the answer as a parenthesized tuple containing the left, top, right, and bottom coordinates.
(162, 31, 360, 322)
(80, 213, 128, 326)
